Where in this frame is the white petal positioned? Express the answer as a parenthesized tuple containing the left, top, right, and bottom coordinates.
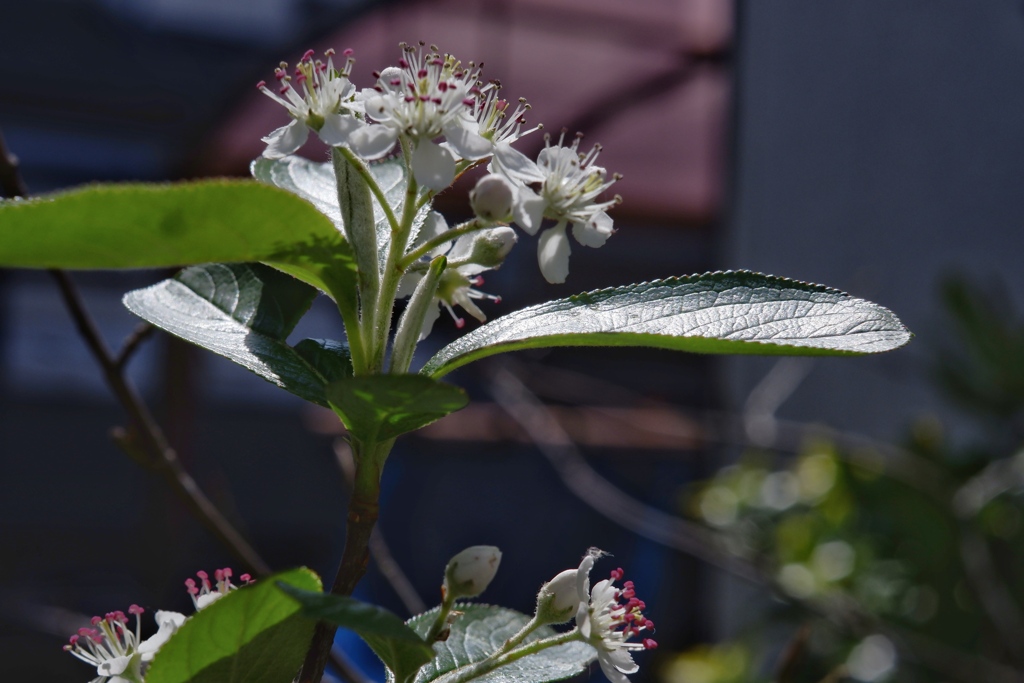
(97, 655, 132, 676)
(444, 123, 493, 160)
(599, 654, 636, 683)
(261, 120, 308, 159)
(448, 232, 476, 261)
(576, 552, 596, 602)
(362, 93, 393, 121)
(493, 143, 546, 184)
(538, 223, 571, 284)
(318, 114, 362, 146)
(138, 610, 186, 659)
(348, 125, 399, 160)
(418, 304, 442, 341)
(454, 290, 487, 323)
(513, 190, 547, 235)
(576, 603, 591, 638)
(571, 212, 614, 248)
(416, 211, 452, 258)
(604, 647, 640, 674)
(412, 141, 456, 192)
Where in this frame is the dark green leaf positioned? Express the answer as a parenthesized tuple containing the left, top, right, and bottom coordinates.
(124, 263, 349, 406)
(145, 568, 321, 683)
(406, 604, 595, 683)
(325, 375, 468, 442)
(421, 270, 912, 377)
(280, 586, 434, 683)
(294, 338, 353, 384)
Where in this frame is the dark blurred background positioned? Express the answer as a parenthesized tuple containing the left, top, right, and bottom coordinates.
(3, 1, 1024, 682)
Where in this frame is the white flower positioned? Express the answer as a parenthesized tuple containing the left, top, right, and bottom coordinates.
(470, 174, 516, 222)
(185, 567, 252, 610)
(444, 545, 502, 599)
(534, 568, 580, 624)
(399, 213, 513, 338)
(258, 48, 362, 158)
(350, 44, 491, 191)
(573, 549, 656, 683)
(497, 132, 620, 284)
(63, 605, 186, 683)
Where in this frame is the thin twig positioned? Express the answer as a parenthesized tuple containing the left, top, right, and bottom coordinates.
(115, 322, 156, 371)
(0, 129, 28, 198)
(0, 128, 271, 576)
(334, 439, 427, 615)
(488, 366, 1024, 683)
(489, 367, 762, 582)
(49, 270, 271, 575)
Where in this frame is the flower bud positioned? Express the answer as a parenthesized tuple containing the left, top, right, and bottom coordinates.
(470, 174, 515, 222)
(534, 568, 579, 624)
(461, 227, 518, 269)
(444, 546, 502, 599)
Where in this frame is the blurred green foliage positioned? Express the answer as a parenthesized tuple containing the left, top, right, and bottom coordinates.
(660, 276, 1024, 683)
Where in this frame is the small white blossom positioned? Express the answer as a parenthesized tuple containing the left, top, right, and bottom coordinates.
(399, 213, 512, 338)
(534, 568, 579, 624)
(185, 567, 252, 610)
(573, 549, 656, 683)
(444, 545, 502, 599)
(469, 174, 515, 222)
(257, 48, 362, 158)
(63, 605, 186, 683)
(351, 44, 491, 191)
(498, 132, 620, 283)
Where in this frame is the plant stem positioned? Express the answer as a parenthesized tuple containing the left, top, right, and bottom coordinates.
(498, 615, 543, 654)
(435, 630, 581, 683)
(424, 591, 457, 643)
(399, 218, 489, 269)
(298, 438, 391, 683)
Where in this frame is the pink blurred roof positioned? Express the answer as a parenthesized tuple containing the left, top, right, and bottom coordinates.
(204, 0, 732, 224)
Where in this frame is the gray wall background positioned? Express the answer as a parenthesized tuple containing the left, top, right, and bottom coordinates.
(727, 1, 1024, 442)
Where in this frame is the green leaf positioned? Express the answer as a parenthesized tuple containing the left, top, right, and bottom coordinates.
(146, 568, 322, 683)
(406, 604, 596, 683)
(124, 263, 349, 406)
(294, 338, 353, 384)
(0, 180, 357, 307)
(280, 586, 435, 683)
(421, 270, 913, 377)
(325, 375, 468, 442)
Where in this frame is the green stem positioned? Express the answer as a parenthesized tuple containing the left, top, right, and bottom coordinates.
(368, 149, 420, 372)
(298, 438, 392, 683)
(389, 255, 446, 374)
(399, 218, 490, 269)
(424, 591, 458, 643)
(337, 146, 400, 233)
(498, 615, 544, 654)
(435, 630, 582, 683)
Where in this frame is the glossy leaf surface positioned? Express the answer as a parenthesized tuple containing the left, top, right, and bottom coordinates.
(422, 271, 912, 377)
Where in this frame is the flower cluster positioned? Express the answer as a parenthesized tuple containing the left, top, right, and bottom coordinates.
(257, 41, 621, 327)
(63, 606, 185, 683)
(65, 567, 251, 682)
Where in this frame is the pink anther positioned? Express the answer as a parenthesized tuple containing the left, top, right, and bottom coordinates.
(643, 638, 658, 650)
(240, 573, 252, 583)
(257, 80, 267, 89)
(456, 318, 466, 329)
(129, 604, 144, 616)
(302, 49, 315, 61)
